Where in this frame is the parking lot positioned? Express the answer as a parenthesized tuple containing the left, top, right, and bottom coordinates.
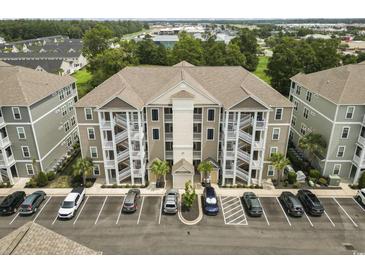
(0, 194, 365, 254)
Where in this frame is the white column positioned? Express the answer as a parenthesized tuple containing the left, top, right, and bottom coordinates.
(110, 111, 118, 184)
(248, 112, 257, 186)
(259, 112, 269, 185)
(222, 111, 229, 186)
(233, 112, 240, 185)
(98, 112, 109, 184)
(126, 112, 134, 185)
(138, 111, 145, 185)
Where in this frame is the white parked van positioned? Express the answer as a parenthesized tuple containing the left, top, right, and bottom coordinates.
(58, 187, 85, 219)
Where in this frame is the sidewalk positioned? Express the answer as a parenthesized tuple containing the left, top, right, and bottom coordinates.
(0, 178, 358, 198)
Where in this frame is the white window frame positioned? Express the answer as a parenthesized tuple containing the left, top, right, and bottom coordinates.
(87, 128, 95, 140)
(270, 147, 278, 157)
(16, 127, 26, 139)
(152, 128, 160, 140)
(64, 121, 70, 133)
(61, 105, 67, 116)
(66, 136, 72, 147)
(267, 165, 275, 176)
(68, 100, 73, 112)
(207, 128, 215, 141)
(291, 115, 296, 126)
(151, 108, 159, 122)
(300, 123, 307, 135)
(90, 146, 98, 158)
(93, 164, 100, 176)
(274, 108, 283, 120)
(12, 107, 21, 120)
(333, 164, 341, 176)
(294, 101, 298, 111)
(21, 146, 30, 158)
(272, 128, 280, 140)
(59, 90, 65, 100)
(345, 106, 355, 120)
(336, 146, 345, 158)
(296, 86, 301, 95)
(84, 108, 93, 120)
(73, 131, 79, 142)
(66, 86, 71, 96)
(71, 116, 76, 126)
(306, 91, 312, 102)
(25, 164, 34, 176)
(207, 108, 215, 122)
(341, 126, 350, 139)
(303, 107, 309, 119)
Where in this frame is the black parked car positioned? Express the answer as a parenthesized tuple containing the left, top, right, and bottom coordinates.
(297, 189, 324, 216)
(0, 191, 26, 215)
(19, 191, 46, 215)
(279, 191, 304, 217)
(203, 186, 219, 215)
(242, 192, 262, 217)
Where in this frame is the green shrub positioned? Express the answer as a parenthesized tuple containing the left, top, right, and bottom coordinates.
(309, 169, 320, 181)
(112, 183, 118, 188)
(287, 171, 297, 184)
(26, 178, 37, 188)
(318, 177, 328, 186)
(36, 171, 48, 187)
(293, 182, 301, 189)
(47, 171, 56, 181)
(358, 172, 365, 189)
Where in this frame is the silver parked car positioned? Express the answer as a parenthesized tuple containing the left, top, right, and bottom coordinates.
(19, 191, 46, 215)
(163, 189, 179, 214)
(122, 189, 141, 213)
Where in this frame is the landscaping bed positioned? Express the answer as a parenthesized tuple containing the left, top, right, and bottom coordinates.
(181, 194, 199, 221)
(0, 182, 13, 188)
(274, 180, 342, 190)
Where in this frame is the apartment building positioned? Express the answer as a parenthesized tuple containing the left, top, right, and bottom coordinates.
(290, 63, 365, 183)
(76, 61, 292, 188)
(0, 61, 79, 183)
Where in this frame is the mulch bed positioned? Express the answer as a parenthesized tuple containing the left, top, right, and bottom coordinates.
(181, 194, 199, 221)
(274, 181, 342, 190)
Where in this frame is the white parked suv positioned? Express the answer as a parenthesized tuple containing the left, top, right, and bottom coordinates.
(58, 187, 85, 219)
(355, 188, 365, 206)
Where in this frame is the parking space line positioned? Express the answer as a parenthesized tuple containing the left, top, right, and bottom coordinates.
(51, 212, 58, 225)
(116, 196, 126, 225)
(227, 214, 245, 224)
(324, 211, 336, 227)
(9, 212, 19, 225)
(333, 197, 358, 228)
(221, 196, 232, 203)
(158, 196, 163, 224)
(94, 196, 108, 225)
(73, 196, 89, 225)
(222, 197, 237, 206)
(33, 196, 52, 223)
(303, 212, 314, 227)
(137, 196, 145, 225)
(352, 197, 365, 212)
(224, 204, 241, 215)
(275, 197, 291, 226)
(223, 200, 240, 209)
(257, 198, 270, 226)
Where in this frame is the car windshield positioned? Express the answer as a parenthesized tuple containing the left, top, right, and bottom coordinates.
(250, 199, 261, 208)
(166, 204, 176, 208)
(62, 201, 74, 208)
(206, 197, 217, 204)
(361, 190, 365, 197)
(124, 202, 134, 207)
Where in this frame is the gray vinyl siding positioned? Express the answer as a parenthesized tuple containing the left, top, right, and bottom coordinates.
(325, 162, 353, 178)
(336, 105, 365, 123)
(327, 124, 361, 160)
(1, 106, 31, 123)
(6, 124, 38, 160)
(76, 107, 99, 124)
(15, 162, 41, 177)
(146, 107, 165, 161)
(78, 125, 103, 161)
(202, 106, 219, 161)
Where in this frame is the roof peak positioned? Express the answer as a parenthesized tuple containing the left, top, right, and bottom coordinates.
(173, 60, 195, 67)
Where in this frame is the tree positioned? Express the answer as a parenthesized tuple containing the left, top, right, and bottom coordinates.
(357, 52, 365, 63)
(225, 42, 246, 66)
(231, 28, 259, 71)
(309, 39, 341, 71)
(182, 180, 196, 210)
(72, 157, 93, 186)
(150, 159, 170, 187)
(197, 161, 213, 184)
(358, 172, 365, 189)
(299, 132, 327, 161)
(341, 54, 358, 65)
(202, 35, 226, 66)
(82, 24, 113, 57)
(136, 38, 167, 65)
(171, 31, 204, 65)
(269, 152, 290, 183)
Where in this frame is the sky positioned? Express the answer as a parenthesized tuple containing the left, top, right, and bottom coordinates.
(1, 0, 364, 19)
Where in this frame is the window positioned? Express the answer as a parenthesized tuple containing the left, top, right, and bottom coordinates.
(12, 107, 21, 120)
(152, 128, 159, 140)
(274, 108, 283, 120)
(59, 90, 65, 100)
(21, 146, 30, 158)
(270, 147, 278, 157)
(16, 127, 26, 139)
(26, 164, 34, 176)
(291, 81, 296, 90)
(71, 116, 76, 126)
(207, 109, 215, 121)
(289, 131, 294, 140)
(84, 108, 93, 120)
(296, 86, 301, 95)
(345, 106, 355, 119)
(300, 124, 307, 135)
(61, 105, 67, 116)
(151, 109, 159, 121)
(291, 116, 296, 126)
(90, 146, 98, 158)
(93, 165, 100, 176)
(333, 164, 341, 176)
(64, 121, 70, 133)
(294, 101, 298, 111)
(73, 131, 79, 142)
(87, 128, 95, 140)
(306, 91, 312, 102)
(303, 107, 309, 119)
(68, 101, 73, 112)
(337, 146, 345, 158)
(66, 86, 71, 96)
(272, 128, 280, 140)
(207, 128, 214, 140)
(341, 127, 350, 139)
(355, 146, 362, 157)
(66, 136, 72, 147)
(267, 165, 275, 176)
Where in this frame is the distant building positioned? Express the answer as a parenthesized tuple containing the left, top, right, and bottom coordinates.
(303, 34, 333, 40)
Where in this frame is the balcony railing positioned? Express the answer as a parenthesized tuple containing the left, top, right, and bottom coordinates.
(358, 134, 365, 146)
(165, 150, 173, 159)
(100, 120, 113, 129)
(0, 136, 10, 148)
(165, 114, 172, 122)
(0, 116, 4, 126)
(353, 153, 365, 168)
(226, 151, 235, 159)
(255, 120, 265, 129)
(104, 160, 115, 168)
(103, 140, 113, 149)
(165, 132, 173, 140)
(193, 151, 201, 159)
(193, 114, 202, 122)
(133, 169, 143, 177)
(224, 169, 234, 177)
(193, 132, 201, 140)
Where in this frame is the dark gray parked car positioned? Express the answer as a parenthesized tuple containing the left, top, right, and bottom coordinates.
(242, 192, 262, 217)
(19, 191, 46, 215)
(122, 189, 141, 213)
(163, 189, 179, 214)
(279, 191, 304, 217)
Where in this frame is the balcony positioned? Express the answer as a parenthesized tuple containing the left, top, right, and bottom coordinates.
(224, 169, 234, 177)
(359, 134, 365, 146)
(236, 167, 249, 181)
(165, 150, 173, 159)
(165, 132, 173, 141)
(255, 120, 265, 130)
(353, 154, 365, 168)
(253, 140, 264, 149)
(115, 130, 128, 143)
(103, 140, 113, 149)
(115, 115, 127, 128)
(251, 160, 261, 169)
(0, 136, 10, 148)
(0, 157, 5, 167)
(237, 150, 250, 162)
(0, 116, 4, 127)
(362, 114, 365, 125)
(226, 150, 235, 159)
(239, 131, 252, 143)
(119, 168, 131, 181)
(104, 160, 115, 168)
(193, 151, 201, 159)
(165, 114, 172, 123)
(133, 169, 143, 177)
(226, 131, 236, 141)
(130, 130, 143, 140)
(100, 120, 113, 129)
(193, 114, 202, 122)
(193, 132, 201, 140)
(131, 150, 145, 159)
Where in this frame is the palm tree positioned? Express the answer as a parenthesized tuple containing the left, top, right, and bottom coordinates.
(73, 157, 93, 186)
(150, 159, 170, 187)
(299, 133, 327, 161)
(197, 160, 213, 185)
(269, 152, 290, 183)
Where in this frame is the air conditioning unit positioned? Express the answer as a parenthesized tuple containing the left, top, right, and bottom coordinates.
(329, 175, 341, 186)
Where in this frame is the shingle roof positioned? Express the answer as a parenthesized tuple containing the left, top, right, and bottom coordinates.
(3, 59, 64, 74)
(0, 222, 100, 255)
(172, 158, 194, 174)
(77, 62, 292, 109)
(291, 63, 365, 104)
(0, 61, 74, 106)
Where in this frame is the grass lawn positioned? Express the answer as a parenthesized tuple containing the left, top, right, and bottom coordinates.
(254, 56, 271, 84)
(72, 68, 92, 98)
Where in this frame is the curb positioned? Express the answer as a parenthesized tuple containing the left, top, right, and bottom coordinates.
(178, 194, 203, 226)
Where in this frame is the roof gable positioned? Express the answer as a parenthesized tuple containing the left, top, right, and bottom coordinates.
(99, 97, 136, 110)
(230, 96, 269, 110)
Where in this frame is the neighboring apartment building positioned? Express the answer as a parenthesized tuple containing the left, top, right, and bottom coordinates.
(75, 61, 292, 188)
(290, 63, 365, 183)
(0, 61, 79, 183)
